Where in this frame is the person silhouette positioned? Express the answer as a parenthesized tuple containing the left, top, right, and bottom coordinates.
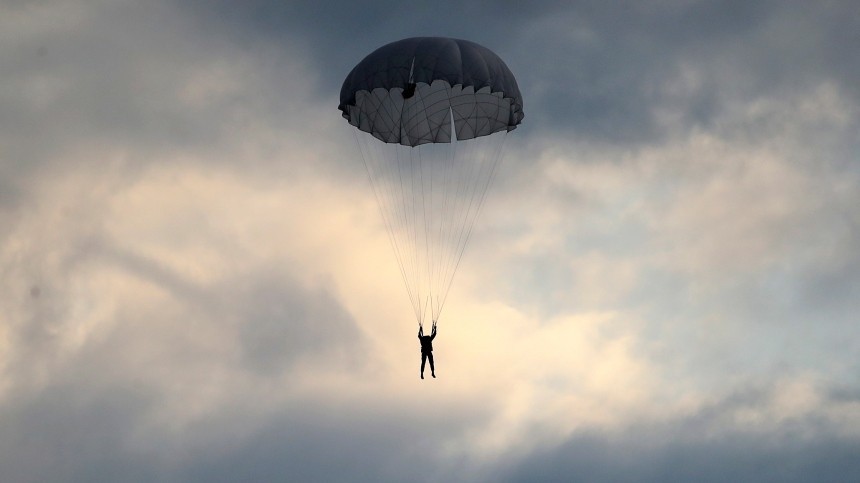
(418, 322, 437, 379)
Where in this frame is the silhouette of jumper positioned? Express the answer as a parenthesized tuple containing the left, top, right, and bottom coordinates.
(419, 323, 437, 379)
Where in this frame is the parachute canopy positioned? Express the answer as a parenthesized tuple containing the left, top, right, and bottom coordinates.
(340, 37, 523, 325)
(339, 37, 524, 146)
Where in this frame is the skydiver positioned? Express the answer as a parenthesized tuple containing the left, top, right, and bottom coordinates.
(418, 322, 437, 379)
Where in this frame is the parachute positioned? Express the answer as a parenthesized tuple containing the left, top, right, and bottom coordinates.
(339, 37, 524, 325)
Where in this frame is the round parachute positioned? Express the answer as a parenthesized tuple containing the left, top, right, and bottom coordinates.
(339, 37, 524, 325)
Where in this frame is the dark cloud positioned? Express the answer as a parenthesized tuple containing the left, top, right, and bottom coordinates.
(104, 248, 369, 377)
(172, 405, 479, 483)
(2, 227, 369, 395)
(176, 0, 564, 92)
(495, 384, 860, 483)
(0, 254, 379, 482)
(497, 430, 860, 483)
(5, 374, 859, 482)
(0, 381, 484, 483)
(0, 384, 158, 483)
(177, 0, 860, 145)
(1, 2, 208, 159)
(233, 272, 364, 375)
(510, 1, 860, 144)
(0, 0, 328, 207)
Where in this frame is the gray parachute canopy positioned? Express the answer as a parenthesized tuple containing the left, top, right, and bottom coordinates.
(338, 37, 524, 147)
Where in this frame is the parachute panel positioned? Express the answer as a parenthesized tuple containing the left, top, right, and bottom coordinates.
(345, 82, 516, 146)
(340, 37, 523, 147)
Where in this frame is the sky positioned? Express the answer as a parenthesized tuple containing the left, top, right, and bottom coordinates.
(1, 0, 859, 481)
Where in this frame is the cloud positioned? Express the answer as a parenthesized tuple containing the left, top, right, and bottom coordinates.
(495, 376, 860, 483)
(2, 0, 860, 481)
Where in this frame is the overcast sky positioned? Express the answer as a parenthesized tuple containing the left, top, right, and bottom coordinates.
(2, 1, 859, 481)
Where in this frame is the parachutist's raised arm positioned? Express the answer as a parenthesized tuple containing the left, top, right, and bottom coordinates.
(430, 323, 437, 340)
(418, 325, 423, 338)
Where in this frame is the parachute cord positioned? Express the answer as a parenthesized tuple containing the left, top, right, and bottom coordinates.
(354, 88, 510, 326)
(396, 81, 422, 324)
(412, 81, 439, 321)
(406, 145, 423, 324)
(354, 129, 422, 322)
(394, 144, 414, 320)
(390, 143, 422, 323)
(381, 142, 419, 321)
(433, 108, 459, 321)
(443, 135, 502, 308)
(436, 132, 507, 315)
(436, 110, 464, 319)
(429, 108, 447, 318)
(413, 145, 425, 324)
(434, 119, 480, 320)
(422, 296, 430, 327)
(419, 144, 434, 320)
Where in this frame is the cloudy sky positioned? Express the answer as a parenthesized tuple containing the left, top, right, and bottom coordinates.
(2, 0, 859, 481)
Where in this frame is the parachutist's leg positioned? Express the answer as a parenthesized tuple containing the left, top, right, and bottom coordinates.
(429, 353, 435, 378)
(421, 353, 427, 379)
